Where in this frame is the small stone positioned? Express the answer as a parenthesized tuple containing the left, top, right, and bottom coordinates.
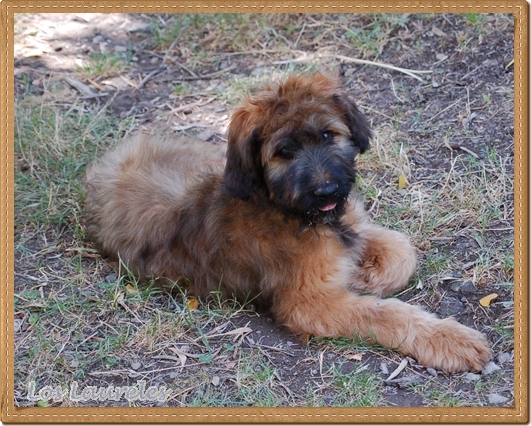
(465, 373, 481, 381)
(426, 368, 437, 377)
(14, 318, 22, 333)
(114, 45, 127, 53)
(150, 57, 159, 64)
(340, 362, 356, 375)
(211, 376, 220, 386)
(131, 361, 142, 370)
(482, 59, 499, 68)
(127, 22, 152, 33)
(197, 130, 214, 141)
(92, 35, 104, 44)
(488, 393, 509, 404)
(105, 274, 118, 283)
(497, 352, 513, 364)
(251, 67, 265, 76)
(450, 281, 462, 292)
(460, 281, 477, 294)
(462, 260, 476, 270)
(436, 53, 448, 61)
(436, 297, 464, 316)
(385, 375, 422, 388)
(69, 359, 80, 368)
(432, 81, 439, 88)
(380, 362, 389, 375)
(482, 361, 501, 375)
(322, 396, 334, 405)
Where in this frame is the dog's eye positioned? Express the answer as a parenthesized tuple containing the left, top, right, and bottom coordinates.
(322, 131, 333, 141)
(276, 147, 295, 160)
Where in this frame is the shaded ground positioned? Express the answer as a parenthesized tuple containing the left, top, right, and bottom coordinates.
(13, 13, 515, 408)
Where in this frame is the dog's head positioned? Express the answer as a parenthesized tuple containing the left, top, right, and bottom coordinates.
(224, 73, 371, 225)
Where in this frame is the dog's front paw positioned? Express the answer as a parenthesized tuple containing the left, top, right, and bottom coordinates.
(411, 318, 492, 373)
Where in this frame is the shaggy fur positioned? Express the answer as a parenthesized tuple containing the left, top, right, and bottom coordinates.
(84, 73, 491, 373)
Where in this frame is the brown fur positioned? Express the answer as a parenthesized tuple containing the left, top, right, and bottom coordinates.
(84, 74, 491, 373)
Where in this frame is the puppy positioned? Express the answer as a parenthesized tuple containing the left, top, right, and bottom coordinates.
(84, 73, 491, 373)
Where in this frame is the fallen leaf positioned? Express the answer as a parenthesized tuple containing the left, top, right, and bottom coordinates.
(65, 76, 95, 96)
(346, 353, 363, 361)
(169, 347, 190, 368)
(152, 355, 181, 362)
(387, 358, 408, 381)
(398, 174, 407, 189)
(431, 25, 447, 37)
(479, 293, 498, 307)
(24, 48, 44, 58)
(488, 393, 509, 404)
(125, 284, 138, 294)
(187, 297, 199, 310)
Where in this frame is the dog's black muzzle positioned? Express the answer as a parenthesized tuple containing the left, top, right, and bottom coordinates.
(287, 145, 357, 223)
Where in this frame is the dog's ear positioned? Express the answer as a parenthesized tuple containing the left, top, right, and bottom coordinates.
(224, 108, 264, 201)
(333, 94, 372, 154)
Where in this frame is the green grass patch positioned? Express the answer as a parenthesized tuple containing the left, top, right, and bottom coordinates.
(15, 95, 133, 230)
(329, 363, 384, 407)
(78, 52, 131, 79)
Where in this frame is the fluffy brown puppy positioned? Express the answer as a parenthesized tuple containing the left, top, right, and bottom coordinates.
(84, 73, 491, 373)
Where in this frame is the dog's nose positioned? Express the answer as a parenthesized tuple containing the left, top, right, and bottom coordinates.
(314, 182, 338, 198)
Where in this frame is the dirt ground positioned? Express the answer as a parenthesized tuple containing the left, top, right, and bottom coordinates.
(13, 12, 515, 408)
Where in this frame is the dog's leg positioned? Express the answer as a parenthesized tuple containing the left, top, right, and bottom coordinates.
(275, 282, 491, 373)
(352, 226, 417, 297)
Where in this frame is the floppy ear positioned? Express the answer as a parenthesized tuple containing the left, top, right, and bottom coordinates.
(224, 108, 264, 201)
(334, 94, 372, 154)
